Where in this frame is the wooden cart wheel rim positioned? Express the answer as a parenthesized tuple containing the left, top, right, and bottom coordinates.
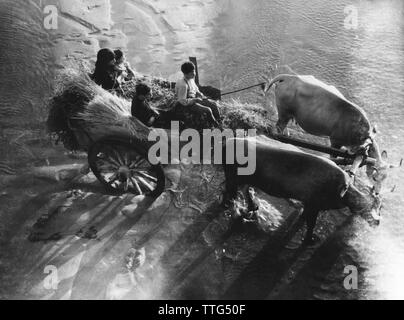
(88, 137, 165, 197)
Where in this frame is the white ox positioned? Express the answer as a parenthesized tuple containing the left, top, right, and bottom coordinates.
(264, 74, 401, 194)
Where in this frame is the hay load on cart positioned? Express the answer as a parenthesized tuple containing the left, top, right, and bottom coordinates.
(47, 71, 166, 196)
(46, 69, 275, 197)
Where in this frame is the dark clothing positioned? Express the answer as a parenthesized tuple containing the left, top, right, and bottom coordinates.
(245, 195, 260, 221)
(91, 48, 119, 91)
(247, 197, 260, 212)
(91, 69, 118, 91)
(131, 97, 159, 126)
(196, 99, 221, 120)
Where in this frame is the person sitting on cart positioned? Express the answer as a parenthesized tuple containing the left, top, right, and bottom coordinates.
(131, 83, 159, 127)
(90, 48, 120, 91)
(174, 62, 221, 126)
(114, 49, 136, 83)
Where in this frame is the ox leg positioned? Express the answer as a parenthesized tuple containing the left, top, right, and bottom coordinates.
(302, 206, 320, 245)
(330, 139, 344, 158)
(222, 163, 239, 208)
(276, 115, 291, 136)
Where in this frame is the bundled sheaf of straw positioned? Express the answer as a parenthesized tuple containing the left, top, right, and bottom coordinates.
(47, 69, 99, 150)
(73, 90, 150, 142)
(47, 69, 152, 150)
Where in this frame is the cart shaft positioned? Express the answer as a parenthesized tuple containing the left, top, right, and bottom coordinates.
(272, 134, 377, 166)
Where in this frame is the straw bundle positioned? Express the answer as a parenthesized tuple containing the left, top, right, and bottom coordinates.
(73, 89, 150, 143)
(47, 70, 98, 150)
(47, 69, 150, 151)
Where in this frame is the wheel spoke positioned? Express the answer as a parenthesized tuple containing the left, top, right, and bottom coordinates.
(130, 177, 143, 195)
(134, 170, 158, 182)
(112, 148, 125, 166)
(137, 176, 155, 192)
(124, 152, 131, 166)
(123, 178, 129, 192)
(107, 172, 120, 185)
(128, 161, 138, 170)
(129, 156, 141, 169)
(98, 163, 117, 172)
(98, 154, 120, 168)
(131, 166, 151, 172)
(91, 141, 161, 195)
(103, 146, 123, 166)
(129, 157, 146, 169)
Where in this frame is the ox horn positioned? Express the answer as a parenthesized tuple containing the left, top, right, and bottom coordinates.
(389, 158, 403, 168)
(380, 185, 397, 196)
(261, 75, 271, 95)
(385, 158, 403, 169)
(371, 210, 382, 221)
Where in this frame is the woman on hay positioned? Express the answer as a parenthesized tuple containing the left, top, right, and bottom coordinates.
(90, 48, 122, 93)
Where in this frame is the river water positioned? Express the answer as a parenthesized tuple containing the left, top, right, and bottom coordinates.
(202, 0, 404, 300)
(134, 0, 404, 300)
(121, 0, 404, 300)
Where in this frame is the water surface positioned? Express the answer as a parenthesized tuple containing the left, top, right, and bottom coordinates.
(201, 0, 404, 300)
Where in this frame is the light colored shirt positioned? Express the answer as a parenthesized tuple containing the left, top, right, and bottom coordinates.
(115, 61, 135, 82)
(175, 77, 202, 106)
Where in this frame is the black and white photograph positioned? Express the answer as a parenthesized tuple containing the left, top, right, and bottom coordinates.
(0, 0, 403, 304)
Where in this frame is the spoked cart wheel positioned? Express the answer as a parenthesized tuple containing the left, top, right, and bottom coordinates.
(88, 138, 165, 197)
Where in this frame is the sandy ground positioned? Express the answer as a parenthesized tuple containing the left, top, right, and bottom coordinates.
(42, 0, 228, 79)
(108, 0, 228, 80)
(0, 0, 370, 300)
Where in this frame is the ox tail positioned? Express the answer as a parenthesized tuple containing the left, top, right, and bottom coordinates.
(264, 74, 291, 93)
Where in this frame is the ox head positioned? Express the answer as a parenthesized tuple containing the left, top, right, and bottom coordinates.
(344, 180, 383, 228)
(366, 145, 402, 195)
(360, 186, 383, 228)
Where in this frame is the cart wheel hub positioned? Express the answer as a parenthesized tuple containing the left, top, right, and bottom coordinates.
(118, 166, 130, 177)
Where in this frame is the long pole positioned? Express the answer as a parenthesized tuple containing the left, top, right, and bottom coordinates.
(189, 57, 200, 86)
(221, 82, 266, 97)
(272, 134, 376, 166)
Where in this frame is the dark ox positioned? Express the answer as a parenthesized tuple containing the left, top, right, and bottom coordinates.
(264, 74, 400, 194)
(223, 136, 382, 244)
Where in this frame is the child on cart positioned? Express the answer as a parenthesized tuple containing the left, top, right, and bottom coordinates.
(131, 83, 159, 127)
